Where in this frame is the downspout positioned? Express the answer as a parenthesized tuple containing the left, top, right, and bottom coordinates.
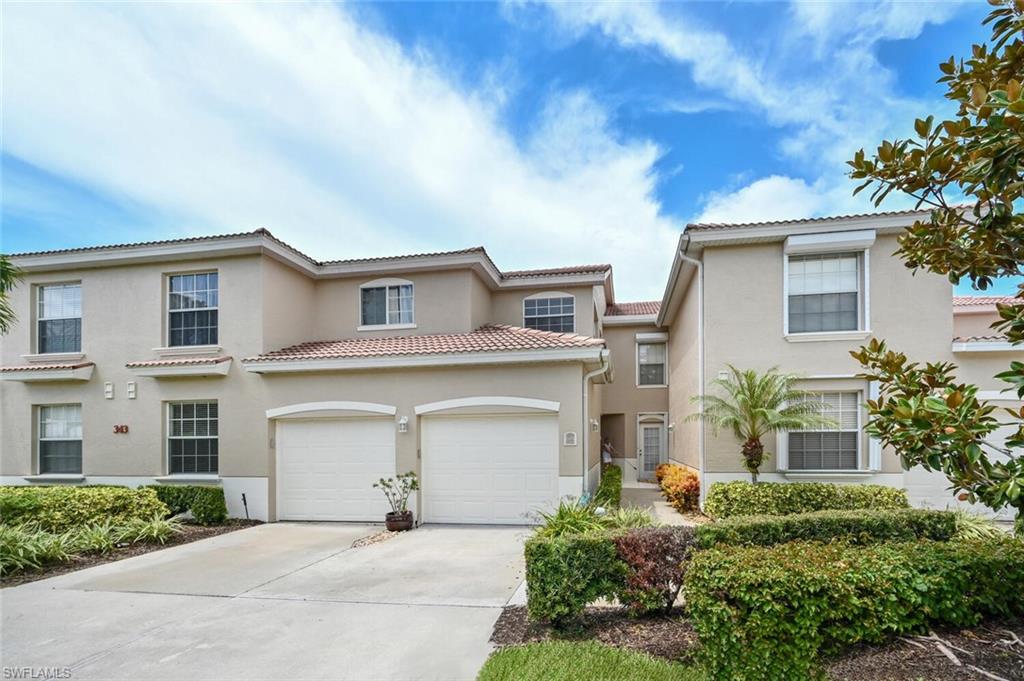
(581, 348, 611, 496)
(676, 239, 706, 505)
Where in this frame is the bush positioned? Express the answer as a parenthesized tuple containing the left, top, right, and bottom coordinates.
(534, 499, 607, 538)
(69, 519, 119, 554)
(602, 507, 656, 530)
(683, 537, 1024, 680)
(613, 526, 696, 614)
(0, 486, 168, 532)
(524, 532, 626, 624)
(654, 463, 673, 482)
(114, 515, 183, 545)
(702, 481, 908, 519)
(0, 524, 76, 575)
(593, 464, 622, 509)
(145, 485, 228, 525)
(658, 465, 700, 513)
(696, 508, 955, 549)
(953, 509, 1003, 541)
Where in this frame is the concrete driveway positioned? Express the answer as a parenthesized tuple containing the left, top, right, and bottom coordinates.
(1, 523, 529, 681)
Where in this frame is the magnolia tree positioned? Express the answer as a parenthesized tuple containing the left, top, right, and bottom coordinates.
(848, 0, 1023, 531)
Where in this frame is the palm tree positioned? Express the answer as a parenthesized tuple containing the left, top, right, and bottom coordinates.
(0, 255, 23, 335)
(688, 365, 837, 483)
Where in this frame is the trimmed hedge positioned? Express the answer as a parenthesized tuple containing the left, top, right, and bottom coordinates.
(696, 508, 956, 549)
(658, 464, 700, 513)
(593, 464, 622, 509)
(683, 537, 1024, 680)
(144, 485, 228, 525)
(703, 481, 908, 519)
(613, 527, 696, 614)
(0, 486, 167, 532)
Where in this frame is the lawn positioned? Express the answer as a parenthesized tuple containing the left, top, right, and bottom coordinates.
(477, 641, 701, 681)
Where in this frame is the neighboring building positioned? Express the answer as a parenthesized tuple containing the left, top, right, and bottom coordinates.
(1, 210, 1019, 522)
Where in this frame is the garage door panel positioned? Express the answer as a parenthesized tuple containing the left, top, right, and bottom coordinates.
(422, 414, 558, 525)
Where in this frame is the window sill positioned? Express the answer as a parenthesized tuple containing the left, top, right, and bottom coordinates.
(636, 384, 668, 389)
(154, 475, 221, 484)
(153, 345, 222, 357)
(21, 352, 85, 363)
(24, 474, 85, 483)
(784, 330, 871, 343)
(781, 470, 877, 480)
(357, 323, 417, 332)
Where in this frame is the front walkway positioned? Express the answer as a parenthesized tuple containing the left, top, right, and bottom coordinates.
(1, 523, 529, 680)
(621, 483, 696, 526)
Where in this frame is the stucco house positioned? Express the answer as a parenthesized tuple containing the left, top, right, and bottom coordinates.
(1, 210, 1019, 522)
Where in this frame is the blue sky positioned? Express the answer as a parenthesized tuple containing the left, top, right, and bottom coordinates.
(2, 1, 1018, 299)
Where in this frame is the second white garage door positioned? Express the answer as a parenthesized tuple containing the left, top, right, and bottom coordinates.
(276, 417, 396, 521)
(421, 414, 559, 524)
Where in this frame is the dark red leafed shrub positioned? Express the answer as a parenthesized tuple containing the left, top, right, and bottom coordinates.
(613, 526, 696, 614)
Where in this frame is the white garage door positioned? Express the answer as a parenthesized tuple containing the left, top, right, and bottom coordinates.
(422, 414, 559, 525)
(276, 418, 395, 521)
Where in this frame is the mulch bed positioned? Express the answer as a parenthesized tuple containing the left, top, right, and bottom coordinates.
(1, 519, 263, 589)
(491, 606, 1024, 680)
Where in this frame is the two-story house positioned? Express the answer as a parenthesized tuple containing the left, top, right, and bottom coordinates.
(2, 210, 1019, 522)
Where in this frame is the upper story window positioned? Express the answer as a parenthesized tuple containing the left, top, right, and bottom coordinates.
(637, 341, 667, 386)
(169, 272, 218, 346)
(360, 279, 414, 327)
(168, 401, 218, 474)
(39, 404, 82, 474)
(37, 283, 81, 353)
(787, 392, 859, 470)
(787, 253, 860, 333)
(523, 294, 575, 333)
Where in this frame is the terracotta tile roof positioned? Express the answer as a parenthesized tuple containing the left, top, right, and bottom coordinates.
(502, 264, 611, 279)
(605, 301, 661, 316)
(952, 295, 1020, 307)
(244, 324, 604, 363)
(953, 335, 1010, 342)
(0, 362, 94, 372)
(126, 356, 231, 368)
(322, 247, 495, 267)
(686, 208, 930, 232)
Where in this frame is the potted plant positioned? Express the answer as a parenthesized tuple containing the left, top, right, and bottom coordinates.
(373, 471, 419, 531)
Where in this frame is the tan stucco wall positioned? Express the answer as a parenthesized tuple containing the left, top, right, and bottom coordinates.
(490, 285, 597, 337)
(469, 272, 492, 330)
(667, 267, 701, 471)
(954, 310, 1002, 339)
(599, 324, 669, 461)
(261, 257, 316, 353)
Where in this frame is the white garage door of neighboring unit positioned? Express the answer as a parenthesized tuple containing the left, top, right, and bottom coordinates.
(276, 418, 396, 522)
(422, 414, 559, 525)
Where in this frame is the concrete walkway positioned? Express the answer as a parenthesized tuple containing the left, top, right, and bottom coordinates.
(621, 484, 695, 526)
(1, 522, 529, 681)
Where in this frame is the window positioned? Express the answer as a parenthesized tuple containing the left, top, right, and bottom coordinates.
(788, 253, 859, 333)
(360, 282, 413, 326)
(169, 272, 218, 346)
(637, 342, 667, 386)
(523, 296, 575, 333)
(168, 401, 218, 474)
(37, 283, 81, 353)
(39, 405, 82, 474)
(787, 392, 860, 470)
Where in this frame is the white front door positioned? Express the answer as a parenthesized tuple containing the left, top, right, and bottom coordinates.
(421, 414, 559, 524)
(276, 417, 396, 521)
(639, 422, 666, 480)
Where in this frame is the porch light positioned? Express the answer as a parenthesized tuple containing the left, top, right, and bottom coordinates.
(398, 416, 409, 433)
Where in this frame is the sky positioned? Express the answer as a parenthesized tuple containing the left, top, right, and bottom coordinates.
(1, 1, 1019, 300)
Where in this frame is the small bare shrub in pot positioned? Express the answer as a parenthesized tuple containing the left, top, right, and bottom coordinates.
(374, 472, 419, 531)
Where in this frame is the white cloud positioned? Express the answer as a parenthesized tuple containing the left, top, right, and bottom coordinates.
(2, 2, 679, 300)
(694, 176, 825, 225)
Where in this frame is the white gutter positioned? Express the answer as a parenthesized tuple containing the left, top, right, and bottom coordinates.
(581, 349, 611, 496)
(675, 241, 707, 505)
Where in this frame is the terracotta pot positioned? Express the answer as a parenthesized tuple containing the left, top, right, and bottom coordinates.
(385, 510, 414, 532)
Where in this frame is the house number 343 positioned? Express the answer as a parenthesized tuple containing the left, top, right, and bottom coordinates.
(113, 425, 129, 434)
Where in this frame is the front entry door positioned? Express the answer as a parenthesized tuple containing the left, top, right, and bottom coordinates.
(639, 422, 665, 481)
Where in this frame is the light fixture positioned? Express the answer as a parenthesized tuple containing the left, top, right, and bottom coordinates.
(398, 416, 409, 433)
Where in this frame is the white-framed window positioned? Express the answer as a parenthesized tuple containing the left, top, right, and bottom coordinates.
(168, 401, 218, 475)
(787, 392, 860, 470)
(39, 404, 82, 474)
(637, 341, 667, 386)
(787, 253, 861, 333)
(37, 283, 81, 353)
(523, 293, 575, 333)
(360, 279, 414, 327)
(168, 272, 218, 346)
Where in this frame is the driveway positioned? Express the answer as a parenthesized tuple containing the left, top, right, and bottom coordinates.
(0, 523, 529, 681)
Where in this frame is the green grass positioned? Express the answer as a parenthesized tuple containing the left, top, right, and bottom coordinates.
(478, 641, 701, 681)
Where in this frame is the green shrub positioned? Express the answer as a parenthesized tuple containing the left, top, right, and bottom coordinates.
(683, 537, 1024, 680)
(0, 486, 168, 532)
(69, 520, 120, 554)
(613, 526, 696, 614)
(115, 515, 183, 545)
(524, 532, 626, 624)
(144, 485, 228, 525)
(533, 499, 606, 538)
(658, 464, 700, 513)
(593, 464, 622, 508)
(953, 509, 1003, 541)
(0, 524, 76, 575)
(703, 481, 908, 519)
(602, 506, 656, 530)
(696, 508, 955, 549)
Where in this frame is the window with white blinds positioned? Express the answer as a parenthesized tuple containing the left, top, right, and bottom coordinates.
(787, 392, 860, 470)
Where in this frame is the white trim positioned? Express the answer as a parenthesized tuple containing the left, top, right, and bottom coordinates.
(782, 471, 876, 480)
(863, 247, 871, 330)
(267, 401, 398, 418)
(359, 278, 415, 327)
(414, 396, 559, 415)
(952, 340, 1015, 353)
(976, 390, 1023, 401)
(522, 292, 576, 333)
(635, 337, 668, 388)
(688, 212, 926, 247)
(35, 281, 83, 355)
(130, 359, 231, 378)
(154, 474, 221, 484)
(783, 249, 869, 337)
(636, 413, 668, 481)
(23, 474, 85, 483)
(780, 390, 864, 473)
(166, 270, 219, 349)
(635, 331, 668, 342)
(357, 323, 417, 332)
(603, 315, 658, 326)
(166, 400, 219, 477)
(1, 364, 94, 382)
(558, 476, 583, 499)
(153, 344, 222, 357)
(785, 330, 872, 343)
(868, 381, 882, 470)
(784, 229, 876, 255)
(244, 346, 605, 373)
(21, 352, 85, 363)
